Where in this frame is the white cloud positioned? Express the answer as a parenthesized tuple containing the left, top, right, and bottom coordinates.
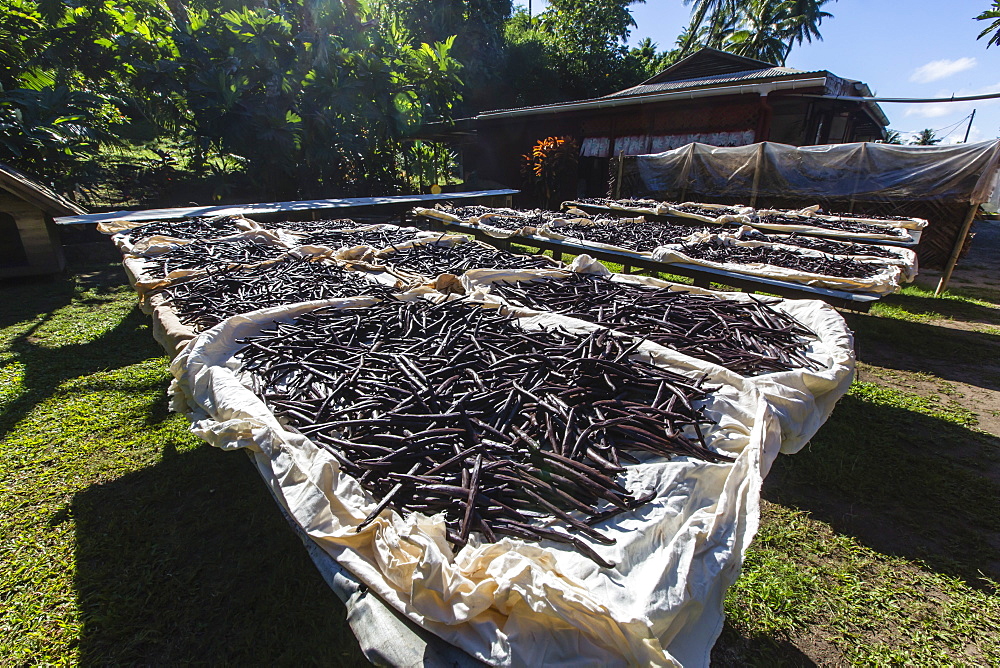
(909, 57, 977, 83)
(904, 102, 961, 118)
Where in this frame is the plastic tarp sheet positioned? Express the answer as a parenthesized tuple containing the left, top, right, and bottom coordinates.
(458, 264, 855, 454)
(170, 295, 787, 667)
(632, 140, 1000, 205)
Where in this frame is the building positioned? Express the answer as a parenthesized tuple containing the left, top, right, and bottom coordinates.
(442, 48, 889, 201)
(0, 163, 86, 278)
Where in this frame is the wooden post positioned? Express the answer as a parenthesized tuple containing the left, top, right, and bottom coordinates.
(749, 143, 765, 209)
(935, 203, 980, 295)
(847, 143, 867, 214)
(678, 143, 694, 203)
(614, 151, 624, 199)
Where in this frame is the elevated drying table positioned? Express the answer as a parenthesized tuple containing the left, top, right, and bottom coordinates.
(416, 218, 882, 312)
(563, 202, 922, 249)
(54, 190, 519, 227)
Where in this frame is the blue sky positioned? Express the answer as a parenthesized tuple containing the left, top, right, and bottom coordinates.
(525, 1, 1000, 144)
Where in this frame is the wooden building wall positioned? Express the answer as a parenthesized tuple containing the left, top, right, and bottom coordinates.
(0, 189, 66, 278)
(462, 87, 881, 205)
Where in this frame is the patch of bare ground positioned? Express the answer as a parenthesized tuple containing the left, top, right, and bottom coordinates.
(856, 363, 1000, 440)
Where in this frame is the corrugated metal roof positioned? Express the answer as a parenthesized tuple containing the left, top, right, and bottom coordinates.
(605, 67, 826, 99)
(642, 48, 777, 84)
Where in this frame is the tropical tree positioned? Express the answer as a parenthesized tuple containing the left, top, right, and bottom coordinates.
(370, 0, 512, 112)
(0, 0, 466, 200)
(629, 37, 677, 77)
(911, 129, 942, 145)
(501, 0, 649, 105)
(976, 1, 1000, 47)
(678, 0, 738, 57)
(882, 129, 904, 145)
(780, 0, 834, 61)
(678, 0, 837, 65)
(726, 0, 792, 64)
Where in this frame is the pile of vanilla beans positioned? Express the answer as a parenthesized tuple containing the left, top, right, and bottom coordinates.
(576, 197, 661, 209)
(554, 219, 710, 252)
(294, 227, 417, 249)
(143, 237, 287, 278)
(679, 239, 880, 278)
(123, 216, 248, 243)
(238, 299, 731, 567)
(753, 213, 906, 237)
(488, 274, 819, 375)
(758, 232, 901, 258)
(435, 206, 564, 231)
(379, 240, 554, 276)
(161, 256, 397, 331)
(260, 218, 363, 232)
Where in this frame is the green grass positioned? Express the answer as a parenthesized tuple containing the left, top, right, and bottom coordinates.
(870, 283, 1000, 324)
(4, 261, 1000, 665)
(0, 265, 366, 664)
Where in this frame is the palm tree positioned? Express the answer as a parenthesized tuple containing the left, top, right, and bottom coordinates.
(882, 129, 903, 145)
(976, 1, 1000, 47)
(679, 0, 738, 57)
(725, 0, 789, 64)
(911, 129, 942, 145)
(678, 0, 836, 65)
(780, 0, 834, 63)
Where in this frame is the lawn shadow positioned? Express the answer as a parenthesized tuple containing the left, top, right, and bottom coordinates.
(72, 442, 368, 665)
(874, 290, 1000, 325)
(712, 621, 821, 667)
(764, 393, 1000, 593)
(0, 273, 73, 331)
(0, 302, 161, 440)
(844, 313, 1000, 391)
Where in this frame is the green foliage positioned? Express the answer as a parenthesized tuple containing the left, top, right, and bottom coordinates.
(0, 0, 465, 200)
(911, 128, 942, 145)
(0, 86, 122, 188)
(500, 2, 653, 107)
(976, 1, 1000, 47)
(679, 0, 836, 65)
(370, 0, 512, 112)
(628, 37, 678, 79)
(882, 129, 904, 145)
(402, 140, 461, 190)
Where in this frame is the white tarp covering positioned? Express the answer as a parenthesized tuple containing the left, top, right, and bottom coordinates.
(169, 296, 788, 667)
(631, 140, 1000, 205)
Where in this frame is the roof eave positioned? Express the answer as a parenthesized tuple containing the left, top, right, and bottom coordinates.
(475, 76, 830, 122)
(0, 164, 86, 216)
